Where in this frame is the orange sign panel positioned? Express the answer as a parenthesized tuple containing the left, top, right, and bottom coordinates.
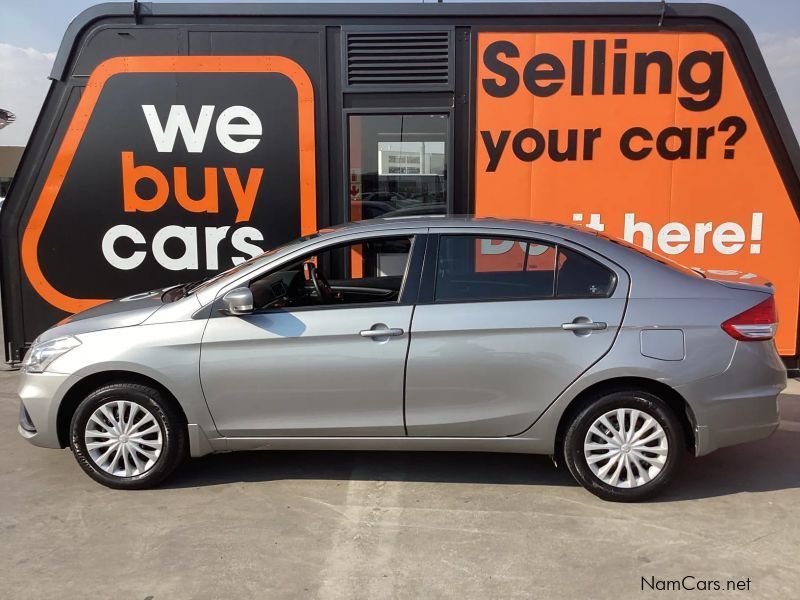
(475, 32, 800, 355)
(21, 55, 317, 314)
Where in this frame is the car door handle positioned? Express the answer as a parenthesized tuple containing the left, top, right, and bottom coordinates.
(360, 327, 404, 338)
(561, 321, 607, 331)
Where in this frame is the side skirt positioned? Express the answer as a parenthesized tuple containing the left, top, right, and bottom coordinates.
(187, 428, 550, 458)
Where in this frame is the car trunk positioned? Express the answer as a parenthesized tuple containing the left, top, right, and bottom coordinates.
(696, 269, 775, 294)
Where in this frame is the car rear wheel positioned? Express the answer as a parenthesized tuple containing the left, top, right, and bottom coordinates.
(69, 382, 186, 489)
(562, 390, 684, 502)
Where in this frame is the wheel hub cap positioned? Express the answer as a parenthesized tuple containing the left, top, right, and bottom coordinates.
(84, 400, 163, 478)
(583, 408, 668, 489)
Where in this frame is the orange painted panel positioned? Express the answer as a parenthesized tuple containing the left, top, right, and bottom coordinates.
(476, 32, 800, 355)
(21, 56, 317, 314)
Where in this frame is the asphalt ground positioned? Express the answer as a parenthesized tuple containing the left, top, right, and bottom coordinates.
(1, 366, 799, 599)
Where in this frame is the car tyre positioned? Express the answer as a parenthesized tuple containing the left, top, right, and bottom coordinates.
(563, 390, 684, 502)
(69, 382, 187, 489)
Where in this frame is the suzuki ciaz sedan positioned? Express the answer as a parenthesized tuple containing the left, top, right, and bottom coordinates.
(18, 218, 786, 501)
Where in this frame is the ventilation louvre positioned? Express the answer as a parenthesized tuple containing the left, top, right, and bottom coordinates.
(346, 30, 451, 88)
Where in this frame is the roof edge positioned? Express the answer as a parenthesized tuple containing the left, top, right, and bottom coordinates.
(50, 1, 715, 82)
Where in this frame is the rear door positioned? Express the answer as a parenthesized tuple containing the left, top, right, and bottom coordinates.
(404, 229, 629, 437)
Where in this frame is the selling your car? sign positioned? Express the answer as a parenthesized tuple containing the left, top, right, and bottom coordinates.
(475, 32, 800, 355)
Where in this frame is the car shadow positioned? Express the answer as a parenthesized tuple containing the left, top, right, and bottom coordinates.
(168, 450, 578, 489)
(163, 393, 800, 501)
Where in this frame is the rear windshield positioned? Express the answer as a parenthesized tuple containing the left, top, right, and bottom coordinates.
(599, 234, 703, 278)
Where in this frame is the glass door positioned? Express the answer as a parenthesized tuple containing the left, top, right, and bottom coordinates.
(348, 113, 449, 221)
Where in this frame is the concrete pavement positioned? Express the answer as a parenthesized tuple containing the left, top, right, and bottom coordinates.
(1, 371, 799, 599)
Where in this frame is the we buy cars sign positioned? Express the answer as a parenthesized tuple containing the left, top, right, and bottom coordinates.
(22, 56, 316, 315)
(475, 32, 800, 354)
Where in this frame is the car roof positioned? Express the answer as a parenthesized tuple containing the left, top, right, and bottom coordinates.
(323, 215, 600, 240)
(325, 215, 711, 295)
(319, 216, 686, 279)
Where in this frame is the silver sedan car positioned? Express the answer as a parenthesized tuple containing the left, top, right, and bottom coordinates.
(18, 218, 786, 501)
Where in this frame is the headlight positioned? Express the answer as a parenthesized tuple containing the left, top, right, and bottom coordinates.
(21, 336, 81, 373)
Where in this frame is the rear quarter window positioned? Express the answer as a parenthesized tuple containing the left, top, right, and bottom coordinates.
(556, 247, 616, 298)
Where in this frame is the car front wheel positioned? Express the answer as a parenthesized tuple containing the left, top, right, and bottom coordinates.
(69, 382, 186, 489)
(562, 390, 684, 502)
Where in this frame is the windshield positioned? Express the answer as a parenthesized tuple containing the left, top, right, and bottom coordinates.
(192, 232, 323, 295)
(161, 232, 324, 302)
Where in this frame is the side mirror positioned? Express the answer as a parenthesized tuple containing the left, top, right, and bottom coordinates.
(221, 287, 254, 316)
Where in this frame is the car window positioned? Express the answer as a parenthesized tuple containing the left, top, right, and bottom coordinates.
(556, 247, 616, 298)
(435, 235, 557, 302)
(188, 231, 324, 297)
(248, 236, 414, 310)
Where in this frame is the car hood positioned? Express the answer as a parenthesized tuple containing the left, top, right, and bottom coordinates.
(36, 287, 170, 342)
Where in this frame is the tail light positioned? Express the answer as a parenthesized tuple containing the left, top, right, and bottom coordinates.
(721, 296, 778, 341)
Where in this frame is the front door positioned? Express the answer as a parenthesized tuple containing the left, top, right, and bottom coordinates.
(200, 233, 423, 437)
(405, 231, 628, 437)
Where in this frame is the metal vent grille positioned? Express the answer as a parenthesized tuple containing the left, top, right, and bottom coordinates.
(346, 30, 451, 87)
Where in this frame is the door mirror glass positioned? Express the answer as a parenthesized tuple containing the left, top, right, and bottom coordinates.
(221, 287, 254, 315)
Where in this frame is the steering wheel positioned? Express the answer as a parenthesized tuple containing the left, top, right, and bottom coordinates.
(306, 262, 335, 304)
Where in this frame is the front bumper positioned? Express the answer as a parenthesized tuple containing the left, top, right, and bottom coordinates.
(17, 370, 71, 449)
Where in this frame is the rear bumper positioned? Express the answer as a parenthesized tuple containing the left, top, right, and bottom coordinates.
(695, 420, 779, 457)
(679, 341, 786, 457)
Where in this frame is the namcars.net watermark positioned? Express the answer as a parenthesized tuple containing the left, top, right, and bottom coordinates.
(642, 576, 752, 592)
